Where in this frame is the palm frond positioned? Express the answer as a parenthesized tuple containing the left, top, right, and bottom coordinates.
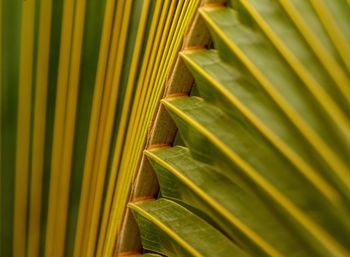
(1, 0, 349, 257)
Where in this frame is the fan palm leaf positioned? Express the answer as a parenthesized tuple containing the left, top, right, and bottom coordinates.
(1, 0, 349, 257)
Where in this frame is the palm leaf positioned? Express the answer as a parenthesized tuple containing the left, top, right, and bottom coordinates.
(145, 146, 308, 257)
(129, 198, 245, 257)
(180, 49, 350, 204)
(131, 1, 350, 257)
(1, 0, 349, 257)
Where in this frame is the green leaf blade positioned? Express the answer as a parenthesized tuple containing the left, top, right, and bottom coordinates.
(129, 198, 246, 257)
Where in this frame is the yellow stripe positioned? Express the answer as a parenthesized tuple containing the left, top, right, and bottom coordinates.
(122, 0, 188, 207)
(102, 2, 177, 256)
(104, 2, 200, 257)
(82, 0, 131, 255)
(97, 0, 136, 197)
(241, 0, 349, 137)
(200, 7, 350, 193)
(126, 0, 201, 187)
(128, 0, 199, 188)
(129, 202, 203, 257)
(143, 0, 199, 128)
(91, 0, 127, 253)
(145, 149, 283, 257)
(162, 97, 350, 257)
(127, 0, 191, 183)
(14, 1, 35, 257)
(72, 0, 118, 256)
(97, 2, 167, 256)
(85, 2, 151, 257)
(116, 6, 199, 253)
(310, 0, 350, 73)
(45, 0, 75, 255)
(278, 0, 350, 102)
(120, 0, 185, 229)
(84, 1, 131, 256)
(27, 1, 53, 257)
(91, 0, 128, 254)
(52, 0, 86, 256)
(101, 1, 154, 242)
